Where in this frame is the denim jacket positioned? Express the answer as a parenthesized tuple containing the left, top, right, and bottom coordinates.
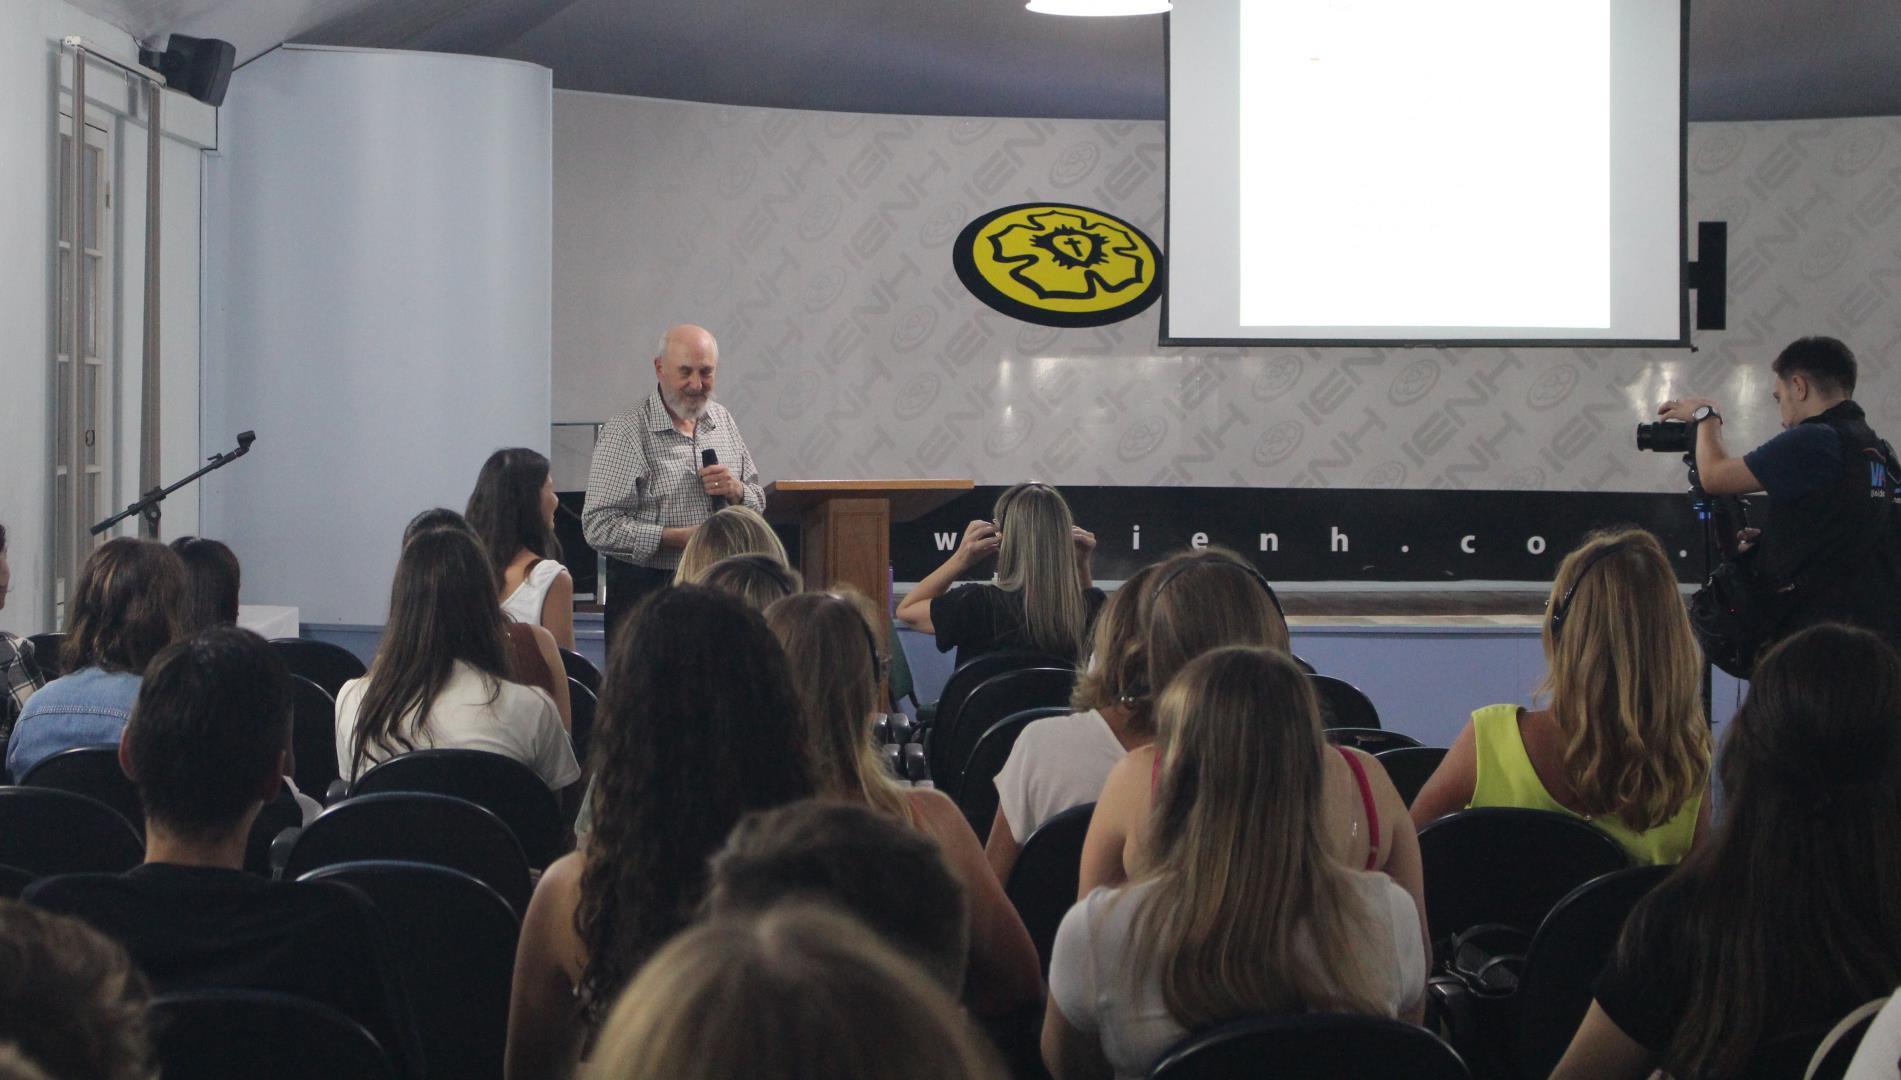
(5, 666, 141, 782)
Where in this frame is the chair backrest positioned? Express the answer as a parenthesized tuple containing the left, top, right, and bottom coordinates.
(351, 749, 567, 869)
(281, 792, 533, 916)
(0, 786, 143, 875)
(300, 860, 520, 1080)
(1325, 727, 1422, 755)
(0, 863, 37, 899)
(288, 675, 340, 801)
(558, 648, 602, 696)
(933, 650, 1072, 732)
(20, 744, 143, 831)
(567, 677, 596, 767)
(151, 989, 397, 1080)
(1149, 1013, 1472, 1080)
(244, 790, 305, 878)
(1416, 808, 1630, 962)
(25, 632, 65, 680)
(1513, 864, 1672, 1080)
(1309, 674, 1382, 730)
(1004, 801, 1094, 979)
(1375, 745, 1449, 807)
(268, 637, 368, 700)
(933, 667, 1077, 793)
(954, 705, 1070, 840)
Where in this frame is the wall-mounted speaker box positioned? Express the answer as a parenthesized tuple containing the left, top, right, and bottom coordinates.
(140, 34, 236, 107)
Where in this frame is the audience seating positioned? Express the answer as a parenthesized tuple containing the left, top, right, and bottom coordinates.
(1511, 865, 1671, 1080)
(0, 787, 143, 875)
(558, 648, 602, 697)
(921, 650, 1074, 734)
(1325, 727, 1423, 755)
(278, 792, 533, 916)
(1417, 808, 1629, 965)
(301, 860, 520, 1080)
(567, 677, 596, 767)
(929, 666, 1076, 792)
(1148, 1013, 1472, 1080)
(244, 790, 305, 878)
(24, 631, 64, 680)
(289, 675, 341, 803)
(0, 863, 36, 899)
(20, 744, 143, 831)
(1376, 745, 1450, 807)
(953, 705, 1069, 840)
(350, 749, 567, 868)
(1004, 801, 1094, 978)
(150, 988, 398, 1080)
(269, 637, 368, 700)
(1309, 674, 1382, 730)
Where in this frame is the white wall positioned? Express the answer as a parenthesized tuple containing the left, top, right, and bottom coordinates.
(202, 45, 553, 626)
(0, 0, 213, 635)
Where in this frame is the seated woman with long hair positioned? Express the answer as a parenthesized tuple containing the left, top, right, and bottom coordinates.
(168, 536, 240, 635)
(1044, 647, 1427, 1080)
(671, 505, 788, 585)
(505, 587, 815, 1080)
(467, 448, 576, 650)
(763, 591, 1043, 1017)
(983, 563, 1162, 883)
(335, 527, 578, 791)
(698, 553, 802, 613)
(1412, 528, 1711, 864)
(1076, 551, 1424, 950)
(1554, 624, 1901, 1079)
(896, 482, 1103, 664)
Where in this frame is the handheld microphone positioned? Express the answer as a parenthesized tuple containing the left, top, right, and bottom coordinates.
(702, 448, 723, 513)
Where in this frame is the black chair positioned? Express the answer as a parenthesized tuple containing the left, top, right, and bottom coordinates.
(1310, 674, 1382, 729)
(1004, 801, 1093, 979)
(1149, 1013, 1472, 1080)
(279, 792, 533, 916)
(1512, 864, 1671, 1080)
(269, 637, 367, 700)
(0, 787, 143, 875)
(301, 861, 520, 1080)
(0, 863, 37, 899)
(932, 666, 1076, 794)
(567, 677, 596, 767)
(1376, 745, 1449, 807)
(1416, 808, 1630, 964)
(1326, 727, 1422, 755)
(20, 744, 143, 831)
(923, 650, 1073, 733)
(288, 675, 341, 802)
(351, 749, 567, 869)
(954, 705, 1069, 841)
(25, 631, 65, 680)
(244, 790, 305, 878)
(150, 989, 397, 1080)
(559, 648, 602, 696)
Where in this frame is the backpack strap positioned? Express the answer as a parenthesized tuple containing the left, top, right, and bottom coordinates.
(1804, 995, 1888, 1080)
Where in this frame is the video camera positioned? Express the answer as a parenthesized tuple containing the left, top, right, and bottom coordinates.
(1635, 420, 1693, 454)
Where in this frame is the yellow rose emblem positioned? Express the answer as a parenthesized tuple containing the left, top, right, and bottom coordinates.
(953, 202, 1163, 328)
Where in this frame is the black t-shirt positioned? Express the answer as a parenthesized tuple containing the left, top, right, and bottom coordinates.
(1743, 423, 1842, 501)
(1593, 879, 1875, 1079)
(929, 582, 1106, 662)
(25, 864, 420, 1077)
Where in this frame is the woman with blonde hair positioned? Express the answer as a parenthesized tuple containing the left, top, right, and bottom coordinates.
(671, 506, 788, 585)
(698, 553, 802, 613)
(590, 906, 1004, 1080)
(764, 591, 1043, 1018)
(1043, 647, 1426, 1080)
(896, 482, 1102, 663)
(1412, 528, 1711, 864)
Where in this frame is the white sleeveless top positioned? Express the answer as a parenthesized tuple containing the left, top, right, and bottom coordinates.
(500, 558, 564, 627)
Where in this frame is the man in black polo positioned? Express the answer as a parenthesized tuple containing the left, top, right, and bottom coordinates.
(1658, 335, 1901, 655)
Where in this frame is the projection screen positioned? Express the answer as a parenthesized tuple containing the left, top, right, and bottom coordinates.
(1163, 0, 1686, 347)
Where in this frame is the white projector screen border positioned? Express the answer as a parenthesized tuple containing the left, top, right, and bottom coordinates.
(1159, 1, 1689, 349)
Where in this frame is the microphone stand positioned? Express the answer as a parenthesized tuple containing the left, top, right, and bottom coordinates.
(92, 430, 256, 538)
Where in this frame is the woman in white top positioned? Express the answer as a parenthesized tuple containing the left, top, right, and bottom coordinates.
(467, 448, 575, 650)
(336, 527, 579, 792)
(1044, 647, 1426, 1080)
(985, 562, 1162, 883)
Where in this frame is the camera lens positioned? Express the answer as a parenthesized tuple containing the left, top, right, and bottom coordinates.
(1635, 421, 1693, 454)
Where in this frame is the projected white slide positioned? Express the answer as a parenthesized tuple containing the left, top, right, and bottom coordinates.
(1166, 0, 1683, 345)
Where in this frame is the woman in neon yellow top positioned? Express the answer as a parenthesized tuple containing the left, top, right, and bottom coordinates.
(1411, 529, 1712, 865)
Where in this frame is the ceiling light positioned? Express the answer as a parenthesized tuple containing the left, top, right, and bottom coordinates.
(1027, 0, 1172, 15)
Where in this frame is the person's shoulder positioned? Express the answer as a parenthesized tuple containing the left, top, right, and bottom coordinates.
(20, 871, 127, 912)
(905, 785, 965, 832)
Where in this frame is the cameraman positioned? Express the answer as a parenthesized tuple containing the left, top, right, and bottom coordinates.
(1658, 336, 1901, 653)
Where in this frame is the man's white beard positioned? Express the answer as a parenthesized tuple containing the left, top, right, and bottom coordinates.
(663, 385, 710, 421)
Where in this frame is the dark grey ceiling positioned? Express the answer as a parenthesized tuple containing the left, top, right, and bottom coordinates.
(72, 0, 1901, 122)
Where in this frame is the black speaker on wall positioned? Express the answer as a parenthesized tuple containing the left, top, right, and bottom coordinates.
(139, 34, 235, 107)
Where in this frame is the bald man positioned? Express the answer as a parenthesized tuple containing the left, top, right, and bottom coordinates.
(582, 325, 766, 638)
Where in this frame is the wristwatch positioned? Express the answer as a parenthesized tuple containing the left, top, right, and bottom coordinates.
(1691, 404, 1722, 424)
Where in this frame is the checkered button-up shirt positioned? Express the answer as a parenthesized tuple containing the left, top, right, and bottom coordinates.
(1, 632, 43, 756)
(582, 388, 765, 571)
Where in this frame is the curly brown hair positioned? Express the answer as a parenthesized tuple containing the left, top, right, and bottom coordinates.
(59, 539, 186, 677)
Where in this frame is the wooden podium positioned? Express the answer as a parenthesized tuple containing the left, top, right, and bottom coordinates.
(763, 479, 974, 620)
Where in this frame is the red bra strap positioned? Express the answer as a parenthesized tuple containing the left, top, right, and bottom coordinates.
(1337, 746, 1380, 870)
